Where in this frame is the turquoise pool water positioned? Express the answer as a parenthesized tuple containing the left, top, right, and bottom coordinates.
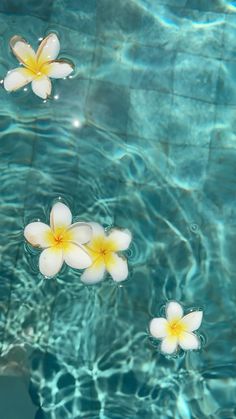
(0, 0, 236, 418)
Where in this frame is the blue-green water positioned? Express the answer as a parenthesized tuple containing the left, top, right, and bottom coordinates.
(0, 0, 236, 418)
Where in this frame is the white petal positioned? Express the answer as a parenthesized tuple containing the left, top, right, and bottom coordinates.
(178, 332, 200, 351)
(44, 60, 73, 78)
(182, 311, 203, 332)
(31, 75, 51, 99)
(10, 36, 36, 67)
(80, 261, 106, 285)
(4, 68, 33, 91)
(106, 253, 128, 282)
(37, 33, 60, 66)
(50, 202, 72, 230)
(161, 336, 178, 355)
(107, 228, 132, 251)
(63, 243, 91, 269)
(149, 318, 168, 339)
(89, 222, 105, 237)
(166, 301, 183, 321)
(24, 222, 51, 248)
(68, 222, 92, 245)
(39, 247, 63, 277)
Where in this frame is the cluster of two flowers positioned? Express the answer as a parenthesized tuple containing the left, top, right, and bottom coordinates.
(25, 201, 204, 356)
(24, 201, 131, 284)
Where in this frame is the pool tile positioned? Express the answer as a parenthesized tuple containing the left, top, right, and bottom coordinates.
(203, 147, 236, 222)
(47, 287, 91, 364)
(31, 133, 77, 172)
(158, 186, 205, 230)
(168, 95, 215, 145)
(211, 104, 236, 148)
(55, 124, 127, 224)
(91, 39, 134, 87)
(223, 14, 236, 60)
(168, 144, 209, 188)
(176, 10, 225, 59)
(222, 225, 236, 274)
(75, 177, 119, 227)
(86, 81, 130, 134)
(185, 0, 228, 13)
(0, 166, 28, 205)
(0, 0, 53, 20)
(155, 0, 187, 6)
(131, 44, 176, 93)
(138, 5, 180, 49)
(97, 0, 142, 39)
(205, 371, 236, 411)
(0, 270, 11, 353)
(77, 127, 126, 175)
(23, 167, 79, 213)
(127, 89, 172, 140)
(0, 128, 34, 167)
(51, 0, 97, 35)
(2, 293, 52, 352)
(216, 61, 236, 105)
(124, 135, 169, 184)
(113, 185, 160, 266)
(48, 78, 90, 123)
(174, 52, 220, 103)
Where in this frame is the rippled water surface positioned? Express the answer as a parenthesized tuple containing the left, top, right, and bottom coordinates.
(1, 0, 236, 418)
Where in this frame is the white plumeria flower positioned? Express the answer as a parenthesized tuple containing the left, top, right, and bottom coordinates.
(149, 301, 203, 355)
(80, 222, 132, 284)
(4, 33, 73, 99)
(24, 202, 92, 278)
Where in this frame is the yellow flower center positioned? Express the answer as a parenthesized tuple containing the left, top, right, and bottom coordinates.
(45, 227, 73, 250)
(167, 319, 185, 338)
(23, 55, 51, 78)
(100, 247, 109, 256)
(86, 235, 117, 267)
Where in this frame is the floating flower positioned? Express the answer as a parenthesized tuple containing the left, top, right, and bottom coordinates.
(149, 301, 203, 355)
(81, 223, 132, 284)
(24, 202, 92, 277)
(4, 33, 73, 99)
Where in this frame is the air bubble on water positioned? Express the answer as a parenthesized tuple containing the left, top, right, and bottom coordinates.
(190, 223, 200, 234)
